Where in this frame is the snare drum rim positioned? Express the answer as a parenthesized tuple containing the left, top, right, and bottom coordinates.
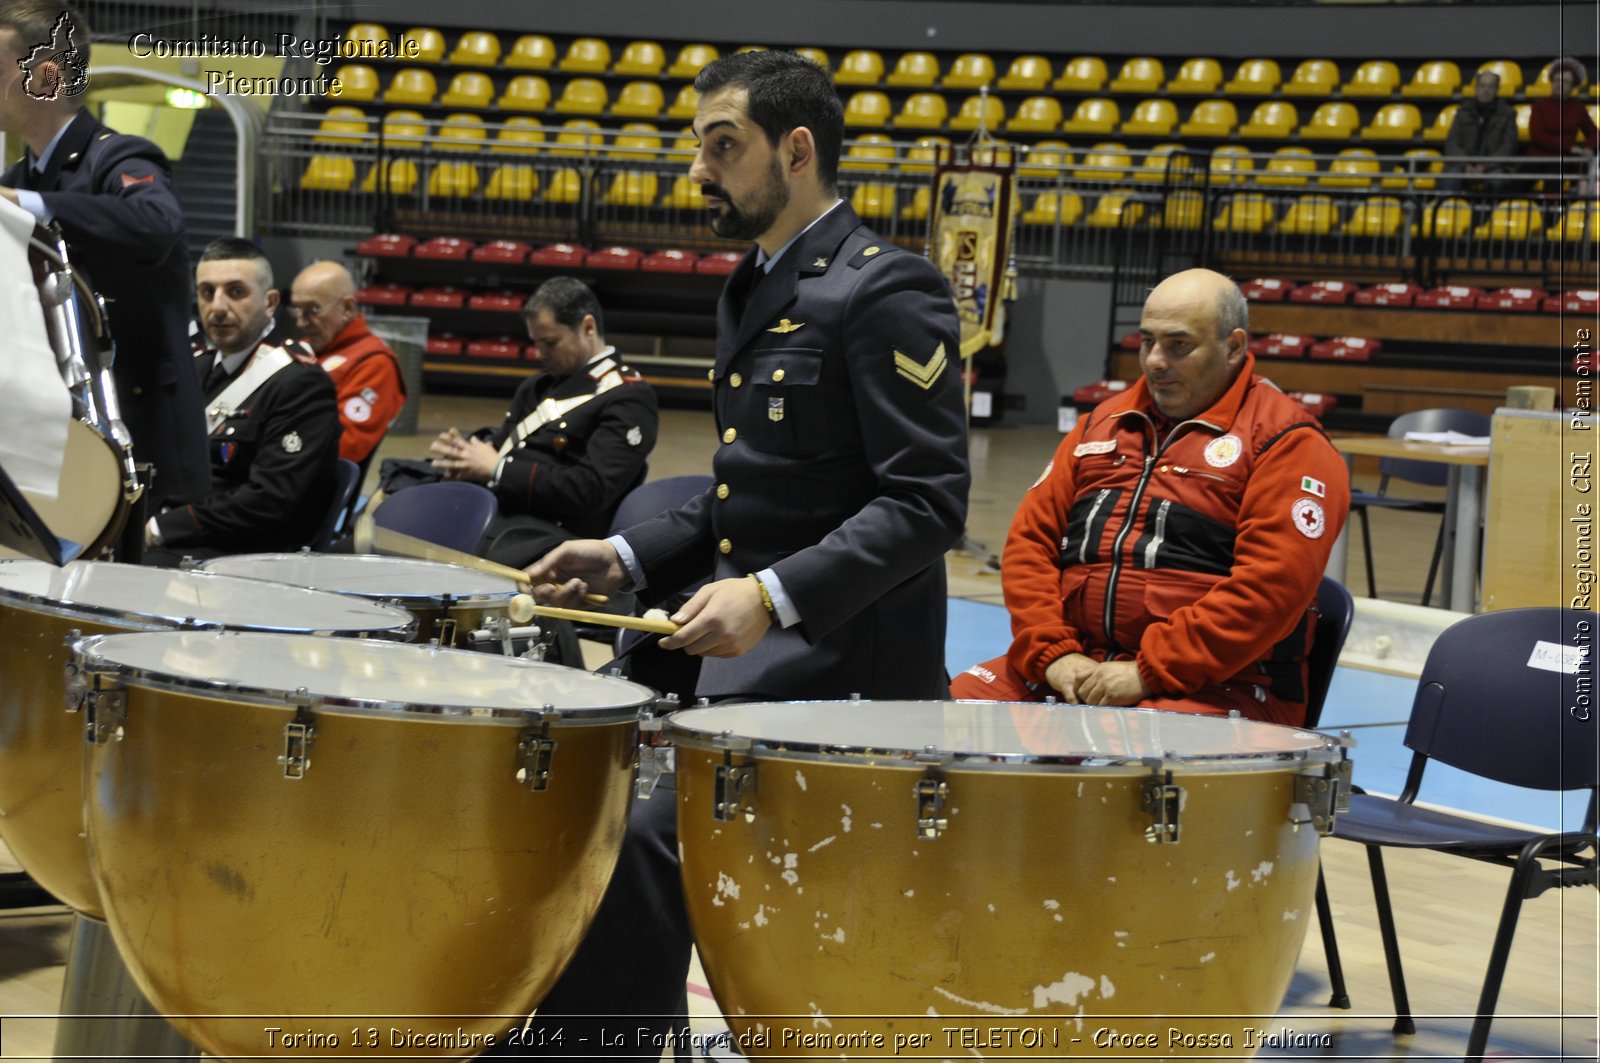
(197, 553, 522, 608)
(70, 633, 657, 725)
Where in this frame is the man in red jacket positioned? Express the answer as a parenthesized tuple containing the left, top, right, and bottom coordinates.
(289, 260, 406, 467)
(952, 268, 1350, 726)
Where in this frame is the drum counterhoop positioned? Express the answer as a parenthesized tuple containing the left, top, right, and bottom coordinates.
(665, 700, 1352, 1060)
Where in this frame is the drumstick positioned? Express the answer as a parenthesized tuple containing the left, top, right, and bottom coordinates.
(511, 598, 679, 635)
(370, 526, 606, 604)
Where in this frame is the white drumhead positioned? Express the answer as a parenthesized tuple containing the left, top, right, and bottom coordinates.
(200, 553, 519, 603)
(666, 700, 1337, 766)
(0, 559, 414, 636)
(75, 630, 656, 720)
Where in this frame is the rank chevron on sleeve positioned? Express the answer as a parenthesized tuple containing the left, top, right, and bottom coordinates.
(893, 342, 948, 389)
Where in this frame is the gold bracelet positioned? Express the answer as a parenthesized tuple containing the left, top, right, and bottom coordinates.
(748, 573, 776, 618)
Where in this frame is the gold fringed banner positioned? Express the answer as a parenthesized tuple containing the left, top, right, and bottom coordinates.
(928, 144, 1019, 359)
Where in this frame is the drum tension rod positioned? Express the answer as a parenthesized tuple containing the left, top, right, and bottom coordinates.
(635, 696, 679, 800)
(517, 707, 559, 792)
(78, 673, 126, 746)
(1291, 755, 1354, 835)
(1141, 764, 1183, 844)
(711, 732, 755, 822)
(278, 691, 317, 780)
(914, 750, 953, 840)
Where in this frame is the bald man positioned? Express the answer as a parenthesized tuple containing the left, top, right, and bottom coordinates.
(289, 261, 406, 466)
(952, 269, 1350, 726)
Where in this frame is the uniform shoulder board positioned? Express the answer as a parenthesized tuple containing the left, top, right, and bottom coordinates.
(285, 340, 318, 364)
(96, 132, 113, 141)
(618, 364, 645, 383)
(847, 242, 899, 270)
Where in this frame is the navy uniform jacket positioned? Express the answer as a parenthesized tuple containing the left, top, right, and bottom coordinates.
(153, 337, 339, 553)
(622, 204, 970, 700)
(1, 110, 210, 503)
(482, 351, 658, 538)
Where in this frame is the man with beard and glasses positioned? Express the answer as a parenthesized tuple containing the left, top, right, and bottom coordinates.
(502, 49, 969, 1059)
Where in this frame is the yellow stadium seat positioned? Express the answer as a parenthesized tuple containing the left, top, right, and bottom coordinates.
(1018, 139, 1071, 176)
(1280, 59, 1337, 97)
(343, 22, 388, 48)
(439, 71, 493, 109)
(437, 113, 486, 152)
(1514, 102, 1532, 142)
(1299, 101, 1359, 141)
(545, 169, 586, 205)
(1215, 193, 1273, 233)
(1320, 147, 1381, 188)
(1238, 100, 1298, 138)
(894, 92, 949, 131)
(382, 68, 435, 106)
(1167, 57, 1222, 95)
(550, 119, 602, 157)
(1466, 60, 1522, 97)
(998, 55, 1053, 91)
(1160, 190, 1206, 230)
(900, 186, 932, 221)
(399, 27, 444, 63)
(1121, 98, 1178, 137)
(1109, 57, 1164, 94)
(666, 128, 698, 163)
(1256, 146, 1316, 186)
(1361, 102, 1422, 141)
(615, 40, 665, 76)
(330, 65, 378, 103)
(850, 183, 897, 220)
(314, 106, 367, 144)
(506, 34, 555, 70)
(1062, 97, 1119, 136)
(1475, 199, 1543, 240)
(661, 175, 704, 209)
(604, 172, 658, 208)
(1053, 55, 1106, 92)
(1525, 62, 1558, 98)
(835, 50, 885, 86)
(668, 43, 718, 79)
(1402, 60, 1460, 98)
(1343, 60, 1400, 98)
(1178, 99, 1236, 137)
(943, 53, 996, 89)
(1132, 143, 1185, 182)
(486, 164, 539, 202)
(905, 135, 951, 173)
(559, 37, 610, 73)
(886, 51, 940, 87)
(1074, 142, 1132, 181)
(1224, 58, 1281, 96)
(449, 31, 500, 67)
(553, 78, 608, 115)
(428, 161, 479, 199)
(1276, 195, 1338, 235)
(1022, 191, 1084, 226)
(667, 84, 700, 121)
(1005, 96, 1063, 134)
(843, 90, 891, 128)
(1423, 103, 1458, 142)
(380, 109, 427, 146)
(842, 133, 896, 171)
(612, 81, 665, 119)
(795, 47, 830, 72)
(1381, 147, 1443, 189)
(360, 159, 418, 195)
(301, 154, 355, 192)
(1209, 144, 1254, 185)
(949, 94, 1005, 132)
(1086, 190, 1145, 229)
(498, 75, 550, 112)
(611, 123, 662, 158)
(1342, 196, 1405, 237)
(490, 117, 545, 154)
(1413, 197, 1472, 238)
(1555, 201, 1599, 242)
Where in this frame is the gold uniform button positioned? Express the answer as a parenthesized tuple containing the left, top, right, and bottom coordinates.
(718, 538, 733, 555)
(864, 245, 881, 256)
(771, 368, 785, 383)
(722, 428, 737, 444)
(729, 373, 742, 388)
(707, 369, 715, 382)
(716, 483, 730, 500)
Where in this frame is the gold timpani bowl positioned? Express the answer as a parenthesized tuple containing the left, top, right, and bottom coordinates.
(0, 558, 416, 917)
(665, 700, 1351, 1060)
(72, 629, 656, 1061)
(200, 553, 523, 648)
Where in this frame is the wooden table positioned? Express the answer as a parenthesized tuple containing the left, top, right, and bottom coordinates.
(1329, 437, 1491, 612)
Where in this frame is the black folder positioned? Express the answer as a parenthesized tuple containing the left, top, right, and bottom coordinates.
(0, 460, 82, 565)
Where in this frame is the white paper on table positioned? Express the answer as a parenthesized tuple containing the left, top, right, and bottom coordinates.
(0, 196, 70, 499)
(1402, 430, 1491, 446)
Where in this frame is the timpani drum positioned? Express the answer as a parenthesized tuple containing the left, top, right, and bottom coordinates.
(73, 630, 656, 1060)
(666, 701, 1350, 1059)
(0, 558, 415, 917)
(200, 552, 523, 649)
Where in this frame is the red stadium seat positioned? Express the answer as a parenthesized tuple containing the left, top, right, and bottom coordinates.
(1287, 391, 1338, 419)
(467, 291, 526, 313)
(413, 237, 474, 261)
(410, 287, 467, 309)
(1289, 280, 1358, 305)
(1414, 285, 1485, 309)
(641, 249, 699, 272)
(1548, 289, 1599, 314)
(356, 282, 412, 306)
(586, 246, 644, 270)
(696, 251, 743, 275)
(1238, 278, 1292, 302)
(1249, 333, 1313, 358)
(466, 336, 524, 359)
(530, 243, 587, 267)
(355, 233, 416, 257)
(426, 332, 464, 356)
(470, 240, 533, 264)
(1072, 379, 1133, 404)
(1309, 337, 1381, 361)
(1480, 287, 1546, 312)
(1353, 282, 1422, 307)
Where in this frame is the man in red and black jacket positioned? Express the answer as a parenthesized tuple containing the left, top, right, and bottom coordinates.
(952, 268, 1350, 727)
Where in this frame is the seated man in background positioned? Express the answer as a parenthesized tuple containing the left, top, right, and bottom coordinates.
(426, 276, 658, 567)
(289, 260, 406, 469)
(1442, 70, 1518, 196)
(951, 268, 1350, 726)
(143, 238, 340, 566)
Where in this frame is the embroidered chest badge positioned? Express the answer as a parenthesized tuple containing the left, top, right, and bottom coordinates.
(626, 425, 643, 446)
(1073, 440, 1117, 457)
(767, 397, 785, 422)
(343, 396, 372, 423)
(281, 431, 303, 454)
(1292, 497, 1327, 539)
(1300, 475, 1327, 498)
(1204, 434, 1243, 468)
(767, 319, 803, 334)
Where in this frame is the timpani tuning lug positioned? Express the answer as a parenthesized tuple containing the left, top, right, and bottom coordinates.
(516, 709, 558, 791)
(711, 735, 756, 822)
(1141, 767, 1183, 844)
(83, 684, 125, 746)
(1290, 757, 1354, 835)
(277, 695, 316, 780)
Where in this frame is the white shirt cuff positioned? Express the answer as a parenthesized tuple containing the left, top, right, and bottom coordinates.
(755, 568, 800, 628)
(14, 189, 50, 223)
(606, 534, 644, 591)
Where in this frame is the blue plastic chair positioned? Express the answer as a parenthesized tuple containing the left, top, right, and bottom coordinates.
(370, 481, 499, 555)
(1306, 576, 1355, 728)
(311, 458, 362, 552)
(1316, 608, 1598, 1061)
(608, 474, 714, 532)
(1350, 407, 1490, 606)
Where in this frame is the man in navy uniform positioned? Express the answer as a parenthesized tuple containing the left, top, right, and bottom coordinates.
(0, 0, 208, 528)
(512, 50, 969, 1058)
(142, 239, 339, 566)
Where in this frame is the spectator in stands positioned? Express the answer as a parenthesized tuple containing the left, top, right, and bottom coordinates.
(950, 268, 1350, 728)
(143, 239, 340, 566)
(1442, 70, 1519, 196)
(1526, 57, 1598, 194)
(289, 261, 406, 469)
(424, 276, 657, 568)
